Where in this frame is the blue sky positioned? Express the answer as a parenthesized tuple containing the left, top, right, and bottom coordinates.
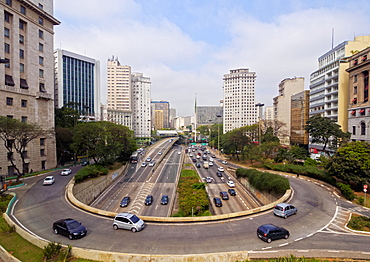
(54, 0, 370, 116)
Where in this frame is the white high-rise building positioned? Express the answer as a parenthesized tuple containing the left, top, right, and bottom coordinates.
(223, 68, 257, 133)
(132, 72, 151, 138)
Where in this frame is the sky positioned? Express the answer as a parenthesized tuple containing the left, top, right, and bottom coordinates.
(54, 0, 370, 117)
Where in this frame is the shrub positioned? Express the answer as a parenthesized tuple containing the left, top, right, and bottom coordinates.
(347, 215, 370, 231)
(337, 183, 355, 201)
(43, 242, 62, 260)
(75, 164, 109, 183)
(358, 196, 365, 206)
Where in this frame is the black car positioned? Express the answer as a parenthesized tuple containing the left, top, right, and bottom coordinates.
(216, 171, 223, 177)
(228, 188, 236, 196)
(192, 158, 197, 162)
(53, 218, 87, 240)
(196, 163, 201, 168)
(213, 197, 222, 207)
(219, 191, 229, 200)
(120, 196, 130, 207)
(145, 195, 153, 206)
(161, 195, 169, 205)
(256, 224, 289, 243)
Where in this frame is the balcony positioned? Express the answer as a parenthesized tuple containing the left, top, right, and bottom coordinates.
(36, 92, 52, 100)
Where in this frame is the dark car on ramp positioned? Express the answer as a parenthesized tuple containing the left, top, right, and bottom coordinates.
(53, 218, 87, 240)
(257, 224, 289, 243)
(120, 196, 130, 207)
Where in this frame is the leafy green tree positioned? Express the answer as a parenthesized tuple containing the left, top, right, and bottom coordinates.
(0, 116, 45, 181)
(305, 115, 351, 153)
(289, 145, 310, 160)
(326, 141, 370, 186)
(261, 127, 280, 143)
(222, 125, 257, 161)
(55, 126, 74, 166)
(54, 106, 79, 128)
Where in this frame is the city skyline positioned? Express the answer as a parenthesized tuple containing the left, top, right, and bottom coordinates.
(54, 0, 370, 116)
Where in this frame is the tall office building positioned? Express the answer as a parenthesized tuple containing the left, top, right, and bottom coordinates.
(273, 77, 304, 144)
(151, 100, 170, 129)
(1, 0, 59, 174)
(223, 68, 257, 133)
(131, 72, 151, 138)
(290, 90, 310, 148)
(309, 35, 370, 153)
(54, 49, 101, 120)
(106, 58, 132, 129)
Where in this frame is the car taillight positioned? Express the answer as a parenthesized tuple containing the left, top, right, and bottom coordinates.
(264, 233, 267, 237)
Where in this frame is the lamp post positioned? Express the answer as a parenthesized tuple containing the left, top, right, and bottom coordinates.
(255, 103, 264, 144)
(208, 120, 212, 147)
(216, 114, 222, 153)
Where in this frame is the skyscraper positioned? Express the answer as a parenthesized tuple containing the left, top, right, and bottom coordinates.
(223, 68, 257, 133)
(1, 0, 59, 174)
(151, 100, 170, 129)
(54, 49, 101, 120)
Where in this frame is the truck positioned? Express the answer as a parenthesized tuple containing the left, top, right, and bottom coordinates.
(203, 161, 209, 169)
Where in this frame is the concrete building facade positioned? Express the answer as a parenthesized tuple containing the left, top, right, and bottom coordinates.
(223, 68, 257, 133)
(195, 106, 223, 126)
(290, 90, 310, 148)
(54, 49, 101, 121)
(151, 100, 170, 129)
(346, 46, 370, 143)
(1, 0, 59, 175)
(273, 77, 304, 145)
(264, 106, 274, 120)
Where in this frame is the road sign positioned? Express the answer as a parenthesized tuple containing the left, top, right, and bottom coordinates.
(364, 185, 368, 189)
(364, 189, 367, 193)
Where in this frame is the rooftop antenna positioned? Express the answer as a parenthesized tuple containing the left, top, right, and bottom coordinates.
(331, 28, 334, 49)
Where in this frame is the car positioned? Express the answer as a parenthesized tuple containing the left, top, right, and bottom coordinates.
(113, 212, 145, 232)
(274, 203, 297, 218)
(213, 197, 222, 207)
(227, 180, 235, 187)
(81, 161, 89, 166)
(161, 195, 169, 205)
(222, 160, 228, 164)
(192, 158, 197, 162)
(209, 161, 214, 166)
(189, 153, 193, 157)
(218, 167, 224, 172)
(209, 158, 214, 162)
(216, 171, 223, 177)
(219, 191, 229, 200)
(196, 155, 200, 159)
(196, 163, 201, 168)
(141, 162, 147, 167)
(43, 176, 55, 185)
(205, 177, 213, 183)
(53, 218, 87, 240)
(228, 188, 236, 196)
(256, 224, 289, 243)
(148, 161, 155, 167)
(211, 155, 216, 158)
(61, 169, 72, 176)
(146, 157, 151, 162)
(177, 151, 181, 155)
(158, 152, 162, 155)
(145, 195, 153, 206)
(120, 196, 130, 207)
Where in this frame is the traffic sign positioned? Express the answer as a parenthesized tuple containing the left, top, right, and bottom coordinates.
(364, 185, 368, 189)
(364, 189, 367, 193)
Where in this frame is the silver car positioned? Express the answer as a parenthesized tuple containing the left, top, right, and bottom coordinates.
(113, 212, 145, 232)
(273, 203, 297, 218)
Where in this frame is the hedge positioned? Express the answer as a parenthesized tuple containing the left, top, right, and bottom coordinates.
(74, 164, 109, 183)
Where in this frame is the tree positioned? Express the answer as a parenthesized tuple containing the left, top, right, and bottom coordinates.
(222, 125, 257, 161)
(305, 115, 351, 154)
(55, 106, 79, 128)
(261, 127, 280, 143)
(326, 141, 370, 186)
(260, 119, 287, 138)
(0, 116, 45, 181)
(55, 126, 74, 166)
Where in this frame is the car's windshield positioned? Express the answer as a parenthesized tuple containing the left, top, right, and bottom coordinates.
(67, 221, 80, 229)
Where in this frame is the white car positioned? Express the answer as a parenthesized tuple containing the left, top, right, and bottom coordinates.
(205, 177, 213, 183)
(146, 157, 151, 162)
(218, 167, 224, 172)
(141, 162, 147, 167)
(209, 161, 214, 166)
(43, 176, 55, 185)
(227, 180, 235, 188)
(60, 169, 72, 176)
(189, 153, 193, 157)
(222, 160, 228, 165)
(209, 158, 214, 162)
(177, 151, 181, 155)
(148, 161, 155, 167)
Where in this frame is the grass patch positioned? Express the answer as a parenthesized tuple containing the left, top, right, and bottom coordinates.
(347, 214, 370, 232)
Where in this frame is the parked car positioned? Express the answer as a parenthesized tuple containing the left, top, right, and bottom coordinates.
(53, 218, 87, 240)
(218, 167, 224, 172)
(219, 191, 229, 200)
(145, 195, 153, 206)
(161, 195, 169, 205)
(227, 180, 235, 188)
(120, 196, 130, 207)
(273, 203, 297, 218)
(113, 212, 145, 232)
(60, 169, 72, 176)
(43, 176, 55, 185)
(228, 188, 236, 196)
(256, 224, 289, 243)
(213, 197, 222, 207)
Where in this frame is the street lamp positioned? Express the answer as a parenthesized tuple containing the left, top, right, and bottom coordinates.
(216, 114, 222, 152)
(255, 103, 264, 145)
(208, 120, 212, 147)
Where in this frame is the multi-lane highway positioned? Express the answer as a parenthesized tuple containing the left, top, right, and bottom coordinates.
(8, 139, 370, 260)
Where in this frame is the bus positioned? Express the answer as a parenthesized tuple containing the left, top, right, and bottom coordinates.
(130, 151, 139, 164)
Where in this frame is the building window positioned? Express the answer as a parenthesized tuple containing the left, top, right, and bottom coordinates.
(354, 86, 357, 95)
(363, 55, 367, 62)
(364, 71, 369, 102)
(21, 99, 27, 107)
(39, 3, 43, 9)
(39, 30, 43, 39)
(40, 138, 45, 146)
(4, 27, 10, 37)
(19, 34, 24, 44)
(354, 75, 358, 83)
(4, 43, 10, 53)
(39, 56, 44, 65)
(20, 63, 24, 73)
(7, 152, 13, 161)
(20, 5, 26, 15)
(20, 49, 24, 59)
(6, 0, 12, 6)
(39, 69, 44, 78)
(39, 83, 46, 92)
(40, 149, 45, 156)
(4, 11, 11, 22)
(361, 122, 366, 136)
(21, 116, 27, 123)
(39, 43, 43, 52)
(354, 59, 358, 66)
(7, 115, 13, 119)
(38, 17, 43, 25)
(22, 150, 28, 159)
(19, 20, 26, 30)
(6, 97, 13, 106)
